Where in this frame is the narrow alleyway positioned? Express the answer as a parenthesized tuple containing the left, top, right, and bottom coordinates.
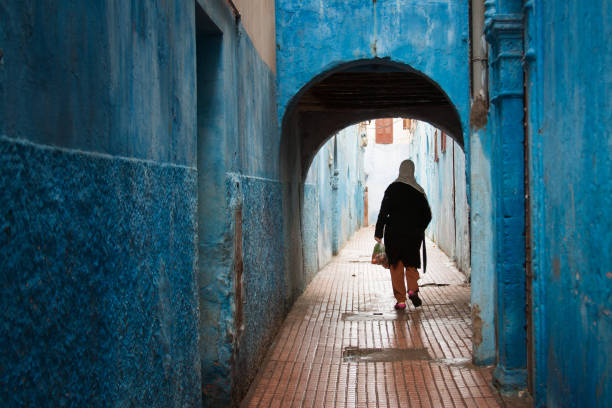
(242, 227, 502, 407)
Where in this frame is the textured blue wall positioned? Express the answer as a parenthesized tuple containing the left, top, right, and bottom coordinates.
(302, 183, 320, 282)
(0, 0, 284, 405)
(333, 128, 366, 250)
(233, 175, 285, 394)
(0, 1, 202, 406)
(195, 0, 283, 405)
(525, 1, 611, 406)
(0, 139, 200, 406)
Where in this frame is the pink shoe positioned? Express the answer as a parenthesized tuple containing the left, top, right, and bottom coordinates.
(408, 290, 422, 307)
(394, 302, 407, 310)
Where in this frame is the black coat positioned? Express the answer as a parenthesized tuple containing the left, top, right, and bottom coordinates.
(374, 182, 432, 268)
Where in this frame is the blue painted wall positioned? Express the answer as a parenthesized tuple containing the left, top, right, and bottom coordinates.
(0, 1, 196, 165)
(207, 15, 285, 403)
(276, 0, 471, 130)
(525, 1, 611, 406)
(190, 0, 285, 405)
(0, 0, 284, 405)
(0, 1, 201, 405)
(4, 0, 609, 405)
(332, 127, 366, 251)
(303, 125, 365, 277)
(0, 139, 200, 407)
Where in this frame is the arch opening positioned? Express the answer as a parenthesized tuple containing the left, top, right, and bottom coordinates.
(302, 117, 470, 278)
(279, 59, 466, 306)
(281, 59, 464, 181)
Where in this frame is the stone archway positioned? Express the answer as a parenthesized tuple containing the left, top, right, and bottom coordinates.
(278, 58, 467, 317)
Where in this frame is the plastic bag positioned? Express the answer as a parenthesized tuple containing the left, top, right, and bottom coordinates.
(371, 242, 389, 269)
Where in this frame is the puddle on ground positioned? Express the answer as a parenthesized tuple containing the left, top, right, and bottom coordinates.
(343, 347, 431, 362)
(342, 349, 478, 368)
(342, 312, 411, 321)
(433, 357, 473, 368)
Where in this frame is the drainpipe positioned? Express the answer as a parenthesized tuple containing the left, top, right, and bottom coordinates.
(470, 0, 495, 368)
(470, 0, 489, 128)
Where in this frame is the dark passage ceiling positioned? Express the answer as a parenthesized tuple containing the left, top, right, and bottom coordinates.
(298, 72, 452, 112)
(283, 62, 464, 177)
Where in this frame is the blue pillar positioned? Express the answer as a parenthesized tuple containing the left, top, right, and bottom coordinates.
(484, 2, 528, 393)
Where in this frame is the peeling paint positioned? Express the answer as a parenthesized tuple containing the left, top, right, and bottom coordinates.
(472, 303, 484, 347)
(470, 95, 489, 129)
(552, 257, 560, 279)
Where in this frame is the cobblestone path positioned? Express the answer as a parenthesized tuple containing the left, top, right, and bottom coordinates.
(242, 227, 502, 408)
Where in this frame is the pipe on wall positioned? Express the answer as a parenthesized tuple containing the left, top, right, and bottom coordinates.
(471, 0, 488, 98)
(470, 0, 489, 128)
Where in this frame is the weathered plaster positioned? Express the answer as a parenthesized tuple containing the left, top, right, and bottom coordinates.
(232, 174, 285, 400)
(525, 0, 612, 405)
(0, 137, 200, 406)
(0, 0, 196, 166)
(0, 0, 284, 405)
(195, 1, 283, 405)
(413, 123, 470, 276)
(469, 128, 496, 365)
(0, 1, 202, 405)
(276, 0, 470, 131)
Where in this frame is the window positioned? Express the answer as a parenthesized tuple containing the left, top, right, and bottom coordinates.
(375, 118, 393, 144)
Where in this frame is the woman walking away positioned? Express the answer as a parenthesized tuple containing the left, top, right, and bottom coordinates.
(375, 160, 432, 310)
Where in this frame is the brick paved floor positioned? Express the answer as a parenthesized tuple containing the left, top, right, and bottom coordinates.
(242, 227, 502, 408)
